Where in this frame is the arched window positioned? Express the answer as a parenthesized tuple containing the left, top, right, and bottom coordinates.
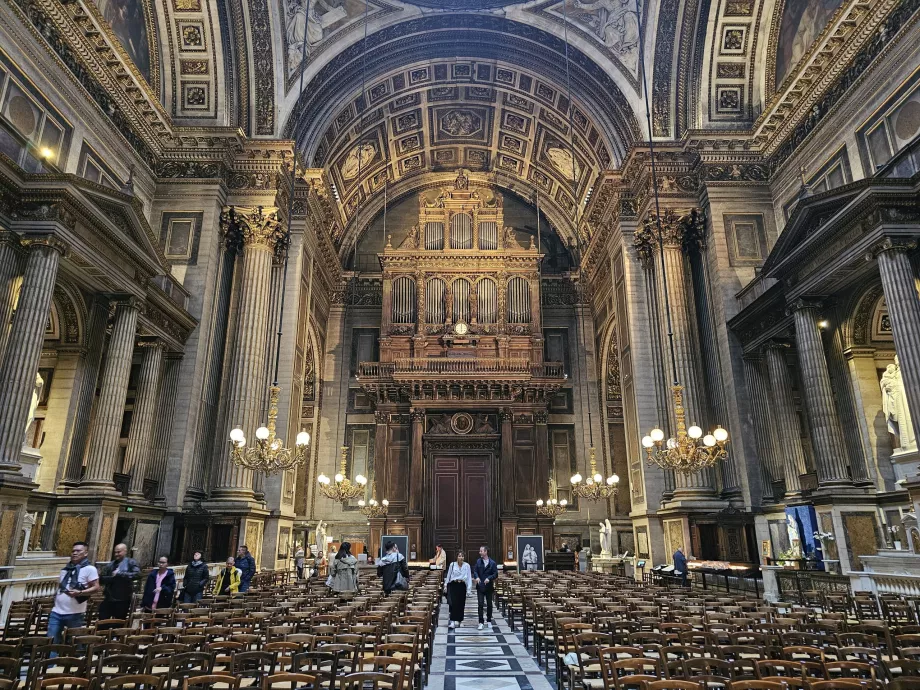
(450, 213, 473, 249)
(477, 278, 497, 323)
(426, 278, 446, 323)
(507, 277, 532, 323)
(425, 222, 445, 250)
(453, 278, 471, 324)
(391, 276, 417, 324)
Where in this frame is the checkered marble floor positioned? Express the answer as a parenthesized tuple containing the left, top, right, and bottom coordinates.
(428, 595, 554, 690)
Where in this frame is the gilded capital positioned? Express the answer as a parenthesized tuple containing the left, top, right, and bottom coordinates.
(870, 236, 918, 258)
(220, 205, 285, 251)
(22, 235, 69, 256)
(633, 207, 705, 267)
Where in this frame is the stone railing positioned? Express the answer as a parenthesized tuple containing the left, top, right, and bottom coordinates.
(358, 359, 566, 380)
(0, 562, 225, 624)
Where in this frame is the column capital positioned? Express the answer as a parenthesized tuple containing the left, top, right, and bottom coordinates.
(21, 235, 68, 256)
(787, 297, 824, 315)
(534, 408, 548, 425)
(108, 294, 143, 312)
(634, 207, 705, 267)
(870, 236, 918, 258)
(220, 206, 285, 251)
(410, 408, 426, 423)
(500, 408, 514, 422)
(374, 410, 389, 425)
(136, 335, 164, 350)
(0, 230, 22, 249)
(764, 339, 791, 352)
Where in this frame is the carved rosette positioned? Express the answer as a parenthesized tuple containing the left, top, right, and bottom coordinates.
(220, 206, 285, 252)
(633, 208, 706, 267)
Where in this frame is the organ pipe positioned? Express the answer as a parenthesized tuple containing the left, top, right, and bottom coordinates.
(507, 276, 531, 323)
(392, 276, 417, 323)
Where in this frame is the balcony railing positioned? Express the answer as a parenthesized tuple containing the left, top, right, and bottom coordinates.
(357, 358, 566, 380)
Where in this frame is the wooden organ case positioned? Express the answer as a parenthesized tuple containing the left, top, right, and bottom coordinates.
(357, 172, 566, 561)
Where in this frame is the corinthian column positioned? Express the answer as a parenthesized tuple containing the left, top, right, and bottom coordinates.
(874, 238, 920, 444)
(790, 299, 852, 487)
(125, 339, 164, 499)
(409, 408, 425, 515)
(763, 341, 807, 495)
(80, 298, 139, 491)
(743, 352, 783, 501)
(213, 206, 283, 502)
(0, 231, 23, 363)
(0, 239, 64, 469)
(636, 209, 716, 497)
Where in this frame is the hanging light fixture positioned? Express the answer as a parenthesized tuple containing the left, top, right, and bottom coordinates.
(557, 2, 617, 501)
(228, 5, 313, 475)
(536, 478, 568, 519)
(632, 0, 728, 473)
(358, 481, 389, 518)
(318, 446, 367, 503)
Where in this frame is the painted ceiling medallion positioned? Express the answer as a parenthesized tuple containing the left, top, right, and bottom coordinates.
(402, 0, 524, 7)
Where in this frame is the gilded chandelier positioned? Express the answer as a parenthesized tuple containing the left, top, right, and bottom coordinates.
(536, 479, 568, 519)
(229, 386, 310, 474)
(317, 446, 367, 504)
(642, 385, 729, 473)
(570, 447, 619, 501)
(358, 482, 389, 518)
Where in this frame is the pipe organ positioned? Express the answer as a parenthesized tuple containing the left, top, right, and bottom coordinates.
(360, 172, 565, 562)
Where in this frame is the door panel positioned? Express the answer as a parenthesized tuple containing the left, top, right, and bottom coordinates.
(431, 454, 493, 560)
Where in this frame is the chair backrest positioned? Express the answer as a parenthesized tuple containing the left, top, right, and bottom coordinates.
(38, 680, 92, 690)
(101, 675, 164, 690)
(180, 675, 239, 690)
(644, 681, 705, 690)
(339, 672, 401, 690)
(262, 672, 319, 689)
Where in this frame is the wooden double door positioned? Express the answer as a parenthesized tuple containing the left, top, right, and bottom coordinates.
(428, 454, 496, 561)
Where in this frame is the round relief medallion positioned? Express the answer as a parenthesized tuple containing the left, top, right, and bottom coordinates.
(450, 412, 474, 434)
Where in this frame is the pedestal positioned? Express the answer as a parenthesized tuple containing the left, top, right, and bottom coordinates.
(890, 448, 920, 483)
(19, 447, 42, 482)
(761, 564, 783, 602)
(13, 551, 68, 577)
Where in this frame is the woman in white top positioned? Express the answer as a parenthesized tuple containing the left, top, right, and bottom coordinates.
(443, 550, 473, 628)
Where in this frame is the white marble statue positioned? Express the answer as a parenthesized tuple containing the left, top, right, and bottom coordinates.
(881, 356, 917, 452)
(20, 512, 36, 556)
(599, 520, 612, 556)
(25, 372, 44, 444)
(315, 520, 327, 556)
(521, 544, 539, 570)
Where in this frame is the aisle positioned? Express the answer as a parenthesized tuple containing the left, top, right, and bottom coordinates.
(428, 590, 554, 690)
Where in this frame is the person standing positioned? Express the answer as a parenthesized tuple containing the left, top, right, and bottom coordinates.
(294, 544, 305, 580)
(236, 545, 256, 592)
(443, 550, 472, 629)
(673, 545, 688, 587)
(214, 557, 241, 595)
(472, 545, 498, 630)
(182, 551, 210, 603)
(141, 556, 176, 611)
(48, 542, 100, 644)
(377, 541, 410, 595)
(329, 541, 359, 594)
(429, 544, 447, 569)
(98, 543, 140, 621)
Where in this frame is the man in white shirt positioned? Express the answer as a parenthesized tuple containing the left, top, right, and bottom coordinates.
(48, 541, 100, 644)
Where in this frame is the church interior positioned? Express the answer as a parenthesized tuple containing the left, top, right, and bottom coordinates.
(1, 0, 920, 685)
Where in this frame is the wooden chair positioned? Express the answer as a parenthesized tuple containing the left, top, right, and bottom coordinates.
(726, 682, 784, 690)
(100, 676, 165, 690)
(260, 672, 319, 689)
(166, 651, 215, 690)
(643, 681, 704, 690)
(37, 681, 92, 690)
(230, 650, 276, 688)
(339, 672, 401, 690)
(180, 675, 240, 690)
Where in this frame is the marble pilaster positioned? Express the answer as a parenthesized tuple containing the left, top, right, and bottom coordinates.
(790, 300, 852, 487)
(213, 206, 283, 502)
(125, 339, 164, 498)
(0, 239, 64, 469)
(875, 239, 920, 445)
(763, 341, 807, 496)
(61, 296, 110, 486)
(80, 298, 139, 491)
(150, 353, 182, 500)
(743, 353, 783, 502)
(409, 408, 424, 516)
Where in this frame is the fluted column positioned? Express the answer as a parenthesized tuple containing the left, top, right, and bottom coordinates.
(790, 299, 852, 487)
(534, 407, 549, 505)
(125, 339, 164, 498)
(62, 296, 110, 485)
(374, 410, 389, 500)
(409, 408, 425, 515)
(875, 238, 920, 444)
(151, 353, 182, 501)
(81, 298, 140, 490)
(0, 231, 23, 363)
(743, 353, 783, 502)
(213, 206, 283, 502)
(636, 209, 715, 496)
(0, 239, 64, 469)
(500, 408, 514, 514)
(763, 341, 807, 495)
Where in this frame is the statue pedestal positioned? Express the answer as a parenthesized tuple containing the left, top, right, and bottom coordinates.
(591, 556, 633, 578)
(762, 564, 783, 602)
(14, 551, 68, 578)
(891, 448, 920, 483)
(19, 447, 42, 482)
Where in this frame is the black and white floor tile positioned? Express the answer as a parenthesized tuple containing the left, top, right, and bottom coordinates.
(428, 594, 554, 690)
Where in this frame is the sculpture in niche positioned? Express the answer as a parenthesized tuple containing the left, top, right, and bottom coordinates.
(880, 356, 917, 452)
(473, 414, 495, 434)
(399, 225, 420, 249)
(599, 519, 613, 556)
(573, 0, 640, 54)
(25, 372, 44, 445)
(503, 226, 518, 249)
(284, 0, 368, 74)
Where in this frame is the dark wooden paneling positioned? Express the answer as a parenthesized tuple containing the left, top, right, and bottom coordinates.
(430, 454, 493, 560)
(513, 426, 537, 509)
(462, 456, 492, 557)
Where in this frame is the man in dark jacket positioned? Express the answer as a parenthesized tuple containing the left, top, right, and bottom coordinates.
(377, 541, 410, 595)
(236, 545, 256, 592)
(472, 545, 498, 629)
(182, 551, 210, 603)
(673, 546, 688, 587)
(98, 543, 141, 621)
